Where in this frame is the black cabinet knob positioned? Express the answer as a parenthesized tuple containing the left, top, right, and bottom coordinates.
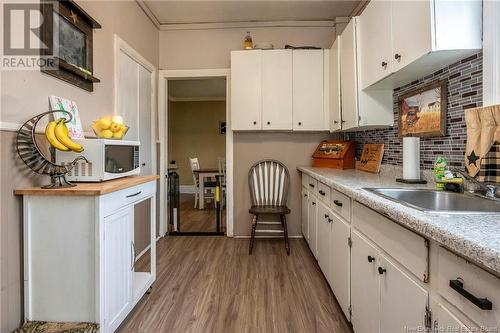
(298, 122, 302, 126)
(381, 61, 388, 68)
(367, 256, 375, 263)
(333, 200, 343, 207)
(312, 202, 316, 206)
(328, 218, 333, 223)
(334, 120, 339, 124)
(394, 53, 401, 61)
(141, 163, 146, 166)
(309, 183, 315, 188)
(267, 121, 270, 125)
(378, 267, 387, 275)
(253, 121, 257, 125)
(319, 190, 325, 196)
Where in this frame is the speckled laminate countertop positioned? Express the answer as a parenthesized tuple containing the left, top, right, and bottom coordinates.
(298, 166, 500, 276)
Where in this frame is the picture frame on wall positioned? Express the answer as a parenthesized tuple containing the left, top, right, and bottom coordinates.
(398, 80, 447, 137)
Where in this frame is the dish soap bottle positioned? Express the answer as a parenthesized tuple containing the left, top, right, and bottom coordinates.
(243, 31, 253, 50)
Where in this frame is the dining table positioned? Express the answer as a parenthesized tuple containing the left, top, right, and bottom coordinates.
(192, 168, 222, 209)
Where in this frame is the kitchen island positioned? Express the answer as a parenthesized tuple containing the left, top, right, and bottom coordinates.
(15, 175, 159, 333)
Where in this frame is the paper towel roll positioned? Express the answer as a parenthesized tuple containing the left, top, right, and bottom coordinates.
(403, 137, 420, 180)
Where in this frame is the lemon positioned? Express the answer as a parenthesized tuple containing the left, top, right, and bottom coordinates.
(96, 117, 112, 130)
(109, 122, 121, 133)
(100, 129, 113, 139)
(113, 130, 124, 139)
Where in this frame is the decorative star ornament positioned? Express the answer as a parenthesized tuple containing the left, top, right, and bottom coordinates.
(69, 10, 78, 24)
(467, 150, 479, 167)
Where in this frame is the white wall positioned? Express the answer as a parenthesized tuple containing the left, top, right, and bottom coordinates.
(1, 1, 159, 131)
(159, 26, 335, 69)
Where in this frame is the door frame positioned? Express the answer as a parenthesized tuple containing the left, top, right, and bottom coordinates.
(113, 35, 162, 237)
(158, 69, 233, 237)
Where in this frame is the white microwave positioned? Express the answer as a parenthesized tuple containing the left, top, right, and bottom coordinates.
(56, 139, 140, 182)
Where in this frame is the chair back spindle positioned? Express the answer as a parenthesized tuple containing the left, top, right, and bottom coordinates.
(248, 160, 290, 207)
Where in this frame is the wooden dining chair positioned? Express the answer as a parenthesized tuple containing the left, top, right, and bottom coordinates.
(189, 157, 215, 208)
(248, 159, 291, 255)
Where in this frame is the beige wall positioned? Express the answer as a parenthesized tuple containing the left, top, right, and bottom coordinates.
(233, 132, 333, 236)
(0, 2, 158, 331)
(159, 26, 335, 70)
(168, 101, 226, 186)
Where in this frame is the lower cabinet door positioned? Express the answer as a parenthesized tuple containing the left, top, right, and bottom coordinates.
(308, 196, 318, 258)
(379, 256, 428, 333)
(433, 301, 473, 333)
(330, 213, 350, 319)
(301, 188, 309, 242)
(351, 230, 380, 333)
(316, 202, 331, 276)
(103, 207, 133, 332)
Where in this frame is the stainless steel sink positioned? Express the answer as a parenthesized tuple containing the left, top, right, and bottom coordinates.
(363, 188, 500, 214)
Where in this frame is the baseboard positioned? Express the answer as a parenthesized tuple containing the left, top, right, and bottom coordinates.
(180, 185, 195, 194)
(233, 235, 304, 239)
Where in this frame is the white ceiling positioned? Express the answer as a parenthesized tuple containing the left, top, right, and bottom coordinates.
(142, 1, 360, 25)
(168, 78, 226, 101)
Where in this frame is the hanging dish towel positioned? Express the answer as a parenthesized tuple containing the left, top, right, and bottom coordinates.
(465, 104, 500, 181)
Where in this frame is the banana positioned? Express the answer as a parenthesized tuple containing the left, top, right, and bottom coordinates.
(54, 119, 84, 152)
(45, 121, 70, 151)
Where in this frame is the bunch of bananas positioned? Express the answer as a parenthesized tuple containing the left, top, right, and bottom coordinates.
(91, 116, 128, 139)
(45, 118, 84, 152)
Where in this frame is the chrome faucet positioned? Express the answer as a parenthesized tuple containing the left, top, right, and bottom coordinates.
(451, 168, 499, 199)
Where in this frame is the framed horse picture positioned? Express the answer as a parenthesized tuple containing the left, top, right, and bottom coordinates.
(398, 80, 447, 137)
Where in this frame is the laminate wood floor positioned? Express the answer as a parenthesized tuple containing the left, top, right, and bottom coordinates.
(117, 236, 352, 333)
(177, 194, 226, 233)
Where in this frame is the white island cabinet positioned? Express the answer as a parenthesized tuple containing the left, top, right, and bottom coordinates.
(15, 175, 159, 333)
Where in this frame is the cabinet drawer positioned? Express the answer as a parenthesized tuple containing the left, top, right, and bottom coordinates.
(100, 181, 155, 217)
(352, 201, 428, 282)
(330, 188, 351, 221)
(302, 174, 318, 192)
(317, 181, 331, 204)
(437, 247, 500, 329)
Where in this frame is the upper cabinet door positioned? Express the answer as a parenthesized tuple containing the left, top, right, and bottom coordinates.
(358, 0, 393, 89)
(262, 50, 293, 130)
(340, 18, 359, 131)
(292, 50, 326, 131)
(379, 256, 428, 333)
(230, 50, 262, 130)
(391, 0, 432, 72)
(329, 38, 342, 131)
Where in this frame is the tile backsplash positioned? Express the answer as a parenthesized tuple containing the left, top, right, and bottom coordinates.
(347, 52, 483, 169)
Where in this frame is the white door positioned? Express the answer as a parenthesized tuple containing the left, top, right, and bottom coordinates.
(340, 18, 359, 130)
(434, 301, 472, 333)
(330, 213, 351, 319)
(138, 64, 153, 175)
(351, 230, 380, 333)
(262, 50, 293, 130)
(358, 0, 393, 88)
(117, 51, 139, 140)
(391, 0, 432, 71)
(292, 50, 326, 131)
(329, 37, 342, 131)
(308, 197, 318, 258)
(301, 188, 309, 242)
(103, 207, 133, 333)
(316, 202, 331, 277)
(379, 256, 428, 333)
(230, 50, 262, 130)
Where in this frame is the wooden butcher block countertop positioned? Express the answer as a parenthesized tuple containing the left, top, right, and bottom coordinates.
(15, 175, 159, 196)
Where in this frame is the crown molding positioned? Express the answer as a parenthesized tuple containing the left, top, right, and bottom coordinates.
(159, 20, 335, 31)
(136, 0, 161, 29)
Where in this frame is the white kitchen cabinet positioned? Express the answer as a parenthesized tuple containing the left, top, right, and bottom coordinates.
(351, 230, 380, 333)
(230, 50, 262, 130)
(103, 207, 133, 332)
(329, 37, 342, 131)
(301, 188, 309, 242)
(358, 0, 482, 89)
(432, 300, 473, 333)
(339, 18, 394, 130)
(18, 178, 157, 333)
(357, 0, 393, 88)
(292, 50, 327, 131)
(308, 195, 318, 258)
(330, 213, 350, 319)
(262, 50, 293, 130)
(379, 256, 428, 333)
(317, 201, 331, 278)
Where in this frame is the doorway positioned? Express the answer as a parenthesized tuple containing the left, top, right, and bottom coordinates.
(158, 69, 233, 237)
